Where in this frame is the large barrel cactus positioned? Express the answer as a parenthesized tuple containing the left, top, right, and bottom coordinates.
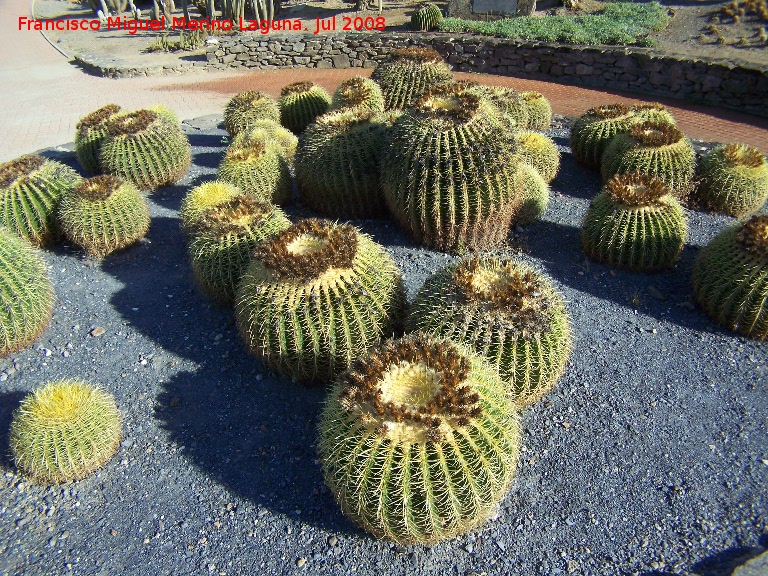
(218, 140, 292, 205)
(318, 333, 520, 544)
(74, 104, 122, 173)
(521, 91, 552, 131)
(382, 84, 522, 253)
(180, 180, 242, 234)
(232, 119, 299, 167)
(188, 196, 291, 304)
(0, 155, 81, 246)
(582, 172, 687, 272)
(0, 227, 55, 358)
(569, 104, 638, 170)
(462, 83, 530, 131)
(57, 175, 150, 258)
(235, 219, 405, 383)
(515, 131, 560, 184)
(408, 258, 571, 405)
(10, 380, 122, 484)
(410, 2, 443, 31)
(223, 91, 281, 137)
(514, 162, 550, 225)
(278, 81, 331, 134)
(692, 215, 768, 341)
(370, 47, 454, 111)
(100, 109, 191, 190)
(330, 76, 386, 114)
(696, 143, 768, 217)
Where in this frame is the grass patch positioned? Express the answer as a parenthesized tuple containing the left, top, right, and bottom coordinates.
(437, 2, 670, 45)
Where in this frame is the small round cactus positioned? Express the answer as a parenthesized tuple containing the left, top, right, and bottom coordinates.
(330, 76, 386, 114)
(630, 102, 676, 125)
(10, 380, 122, 484)
(278, 81, 331, 134)
(74, 104, 122, 173)
(382, 84, 522, 253)
(696, 143, 768, 217)
(57, 175, 150, 258)
(515, 131, 560, 184)
(235, 219, 405, 383)
(407, 258, 571, 405)
(318, 332, 520, 544)
(601, 121, 696, 199)
(188, 196, 291, 304)
(514, 162, 550, 225)
(521, 91, 552, 131)
(217, 140, 292, 205)
(582, 172, 688, 272)
(410, 2, 443, 31)
(0, 228, 55, 358)
(370, 47, 454, 111)
(569, 104, 638, 170)
(100, 109, 191, 191)
(692, 215, 768, 341)
(223, 91, 280, 137)
(0, 155, 81, 246)
(462, 82, 530, 130)
(232, 119, 299, 166)
(180, 180, 242, 234)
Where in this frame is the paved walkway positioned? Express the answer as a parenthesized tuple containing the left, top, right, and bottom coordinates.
(1, 0, 766, 163)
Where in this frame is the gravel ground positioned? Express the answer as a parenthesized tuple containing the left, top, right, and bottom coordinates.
(0, 114, 766, 576)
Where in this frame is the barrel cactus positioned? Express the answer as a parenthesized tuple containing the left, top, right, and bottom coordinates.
(370, 47, 454, 111)
(581, 172, 687, 272)
(218, 140, 292, 205)
(232, 119, 299, 166)
(188, 196, 291, 304)
(278, 81, 331, 134)
(180, 180, 242, 234)
(100, 109, 191, 190)
(514, 162, 550, 225)
(569, 104, 638, 170)
(696, 143, 768, 217)
(74, 104, 122, 173)
(0, 155, 81, 246)
(0, 228, 55, 358)
(235, 219, 405, 383)
(630, 102, 676, 125)
(318, 332, 520, 544)
(515, 131, 560, 184)
(408, 258, 571, 405)
(521, 91, 552, 131)
(410, 2, 443, 31)
(382, 84, 522, 253)
(57, 175, 150, 258)
(10, 380, 122, 484)
(148, 105, 181, 127)
(601, 121, 696, 199)
(463, 83, 530, 131)
(330, 76, 386, 114)
(223, 91, 281, 137)
(692, 215, 768, 341)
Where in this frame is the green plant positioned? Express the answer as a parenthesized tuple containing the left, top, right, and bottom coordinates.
(231, 119, 299, 166)
(581, 172, 687, 272)
(370, 47, 454, 111)
(601, 121, 696, 199)
(277, 81, 331, 134)
(10, 380, 122, 484)
(147, 105, 181, 128)
(188, 196, 291, 304)
(318, 332, 520, 544)
(381, 84, 522, 253)
(411, 2, 443, 31)
(0, 227, 55, 358)
(696, 143, 768, 217)
(296, 109, 396, 219)
(630, 102, 677, 125)
(235, 219, 405, 383)
(569, 104, 638, 170)
(515, 131, 560, 184)
(521, 91, 552, 131)
(100, 110, 191, 191)
(514, 162, 550, 225)
(407, 258, 571, 405)
(180, 180, 242, 233)
(330, 76, 386, 114)
(461, 82, 530, 130)
(145, 28, 208, 53)
(217, 140, 292, 205)
(74, 104, 122, 173)
(0, 155, 81, 246)
(57, 175, 150, 258)
(692, 215, 768, 340)
(223, 91, 281, 137)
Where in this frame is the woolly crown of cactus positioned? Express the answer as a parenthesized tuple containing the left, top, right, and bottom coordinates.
(605, 172, 669, 207)
(628, 121, 685, 147)
(76, 104, 122, 131)
(721, 143, 765, 168)
(736, 214, 768, 258)
(390, 46, 444, 63)
(0, 155, 47, 189)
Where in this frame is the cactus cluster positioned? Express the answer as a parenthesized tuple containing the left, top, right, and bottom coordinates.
(521, 91, 552, 131)
(223, 91, 281, 137)
(410, 2, 443, 31)
(235, 219, 405, 382)
(330, 76, 386, 114)
(569, 104, 638, 170)
(57, 175, 150, 258)
(10, 380, 122, 484)
(179, 180, 242, 233)
(582, 172, 687, 272)
(278, 81, 331, 134)
(692, 215, 768, 341)
(0, 155, 81, 246)
(74, 104, 122, 173)
(318, 333, 520, 544)
(370, 47, 454, 111)
(218, 140, 292, 205)
(516, 131, 560, 184)
(696, 143, 768, 217)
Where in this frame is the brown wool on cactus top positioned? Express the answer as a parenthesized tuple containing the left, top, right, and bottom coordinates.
(107, 109, 159, 137)
(414, 85, 480, 123)
(735, 215, 768, 258)
(523, 91, 544, 102)
(281, 81, 315, 96)
(337, 78, 374, 107)
(629, 121, 684, 147)
(252, 219, 358, 282)
(632, 102, 667, 111)
(390, 47, 443, 63)
(76, 104, 121, 130)
(233, 91, 269, 105)
(226, 140, 267, 162)
(319, 109, 375, 132)
(721, 143, 765, 168)
(588, 104, 631, 118)
(74, 175, 120, 201)
(0, 155, 46, 188)
(195, 195, 273, 236)
(605, 172, 670, 207)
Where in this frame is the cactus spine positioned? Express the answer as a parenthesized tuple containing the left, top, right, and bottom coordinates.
(514, 162, 549, 225)
(370, 47, 454, 111)
(218, 140, 292, 205)
(232, 119, 299, 166)
(521, 91, 552, 131)
(74, 104, 122, 173)
(318, 333, 520, 544)
(515, 131, 560, 184)
(223, 91, 281, 137)
(630, 102, 676, 125)
(697, 143, 768, 217)
(278, 81, 331, 134)
(410, 2, 443, 30)
(330, 76, 386, 114)
(569, 104, 638, 170)
(180, 180, 242, 234)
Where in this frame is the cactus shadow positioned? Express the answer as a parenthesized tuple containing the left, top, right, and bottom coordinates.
(549, 154, 604, 201)
(690, 545, 766, 576)
(0, 391, 27, 471)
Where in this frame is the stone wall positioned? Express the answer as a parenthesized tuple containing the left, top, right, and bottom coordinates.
(206, 32, 768, 117)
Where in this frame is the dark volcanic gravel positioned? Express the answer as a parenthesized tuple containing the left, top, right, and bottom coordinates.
(0, 114, 766, 576)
